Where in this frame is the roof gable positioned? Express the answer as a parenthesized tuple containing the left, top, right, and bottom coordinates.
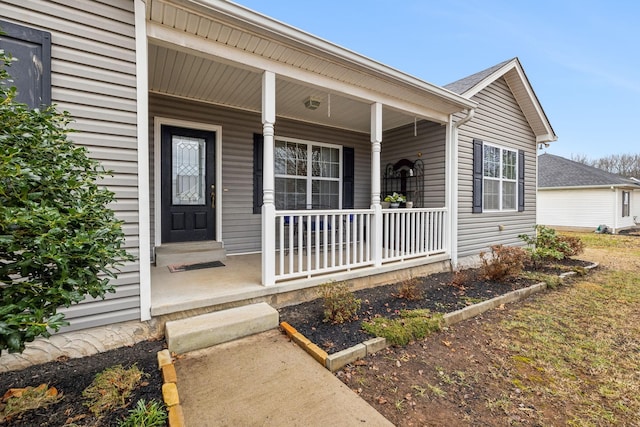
(538, 153, 640, 188)
(446, 58, 556, 144)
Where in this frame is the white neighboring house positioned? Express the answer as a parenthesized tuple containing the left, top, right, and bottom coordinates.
(537, 154, 640, 233)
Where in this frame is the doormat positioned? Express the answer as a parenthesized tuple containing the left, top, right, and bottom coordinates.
(167, 260, 225, 273)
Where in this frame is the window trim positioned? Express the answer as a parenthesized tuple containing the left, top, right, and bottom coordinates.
(274, 136, 343, 209)
(482, 142, 519, 212)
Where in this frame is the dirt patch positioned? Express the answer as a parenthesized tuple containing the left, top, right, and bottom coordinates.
(0, 339, 164, 426)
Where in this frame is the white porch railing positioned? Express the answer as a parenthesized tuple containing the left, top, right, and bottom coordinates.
(274, 207, 447, 282)
(381, 207, 447, 263)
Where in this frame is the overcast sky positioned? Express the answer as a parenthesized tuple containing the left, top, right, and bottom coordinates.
(234, 0, 639, 160)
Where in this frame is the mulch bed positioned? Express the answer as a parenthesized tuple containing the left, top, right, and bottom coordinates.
(0, 339, 164, 426)
(278, 258, 593, 354)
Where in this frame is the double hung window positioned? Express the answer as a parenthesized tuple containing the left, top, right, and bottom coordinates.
(482, 144, 517, 211)
(274, 138, 341, 210)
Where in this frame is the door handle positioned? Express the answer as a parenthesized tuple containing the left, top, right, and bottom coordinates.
(210, 184, 215, 208)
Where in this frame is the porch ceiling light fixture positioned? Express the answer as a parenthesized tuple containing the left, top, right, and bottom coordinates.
(304, 96, 321, 110)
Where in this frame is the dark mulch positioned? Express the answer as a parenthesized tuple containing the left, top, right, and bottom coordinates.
(278, 258, 593, 354)
(0, 339, 165, 426)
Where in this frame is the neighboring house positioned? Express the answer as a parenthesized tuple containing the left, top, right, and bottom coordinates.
(538, 153, 640, 233)
(0, 1, 556, 335)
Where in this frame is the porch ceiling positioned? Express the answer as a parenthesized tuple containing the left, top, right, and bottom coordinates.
(146, 0, 477, 133)
(149, 43, 413, 133)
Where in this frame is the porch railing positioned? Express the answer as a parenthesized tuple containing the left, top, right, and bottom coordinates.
(380, 207, 447, 263)
(274, 207, 447, 282)
(275, 209, 373, 281)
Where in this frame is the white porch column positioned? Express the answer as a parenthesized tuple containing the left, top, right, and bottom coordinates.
(370, 102, 383, 267)
(262, 71, 276, 286)
(445, 115, 456, 265)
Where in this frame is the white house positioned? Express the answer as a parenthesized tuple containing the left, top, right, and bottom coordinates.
(538, 153, 640, 233)
(0, 1, 556, 358)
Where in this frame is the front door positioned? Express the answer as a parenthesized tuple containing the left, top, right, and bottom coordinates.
(161, 125, 216, 243)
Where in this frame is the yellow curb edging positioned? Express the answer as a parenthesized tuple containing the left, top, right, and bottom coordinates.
(280, 321, 328, 366)
(157, 349, 185, 427)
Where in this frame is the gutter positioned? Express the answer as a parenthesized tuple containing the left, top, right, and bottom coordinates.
(167, 0, 477, 111)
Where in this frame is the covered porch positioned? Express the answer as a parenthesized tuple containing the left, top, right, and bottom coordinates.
(142, 0, 476, 316)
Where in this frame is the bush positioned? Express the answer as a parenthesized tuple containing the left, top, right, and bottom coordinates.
(519, 225, 584, 265)
(0, 47, 134, 354)
(479, 245, 529, 281)
(396, 278, 423, 301)
(318, 281, 361, 324)
(449, 269, 470, 289)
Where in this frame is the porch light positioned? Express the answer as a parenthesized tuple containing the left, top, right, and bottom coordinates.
(304, 96, 321, 110)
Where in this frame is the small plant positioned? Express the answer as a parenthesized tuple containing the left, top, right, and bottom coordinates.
(118, 399, 167, 427)
(479, 245, 529, 281)
(384, 192, 406, 203)
(0, 384, 61, 422)
(362, 309, 443, 346)
(396, 278, 423, 301)
(450, 269, 469, 289)
(83, 365, 144, 417)
(318, 281, 361, 324)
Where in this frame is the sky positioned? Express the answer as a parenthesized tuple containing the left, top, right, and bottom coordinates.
(234, 0, 639, 160)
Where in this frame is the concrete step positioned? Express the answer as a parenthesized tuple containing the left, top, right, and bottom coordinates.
(155, 241, 226, 267)
(165, 303, 279, 354)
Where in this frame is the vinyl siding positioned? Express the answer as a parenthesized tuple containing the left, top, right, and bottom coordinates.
(149, 93, 371, 254)
(457, 78, 537, 258)
(538, 188, 636, 231)
(382, 120, 446, 208)
(1, 0, 140, 332)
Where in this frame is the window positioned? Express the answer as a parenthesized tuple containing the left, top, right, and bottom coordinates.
(274, 138, 341, 210)
(622, 191, 630, 217)
(472, 139, 524, 213)
(0, 20, 51, 108)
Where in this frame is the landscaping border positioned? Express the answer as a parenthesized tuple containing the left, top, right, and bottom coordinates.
(281, 262, 599, 372)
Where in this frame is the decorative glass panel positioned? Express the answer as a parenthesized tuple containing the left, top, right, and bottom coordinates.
(172, 135, 206, 205)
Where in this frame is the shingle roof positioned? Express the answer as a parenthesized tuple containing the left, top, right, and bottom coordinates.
(444, 59, 513, 94)
(538, 153, 640, 188)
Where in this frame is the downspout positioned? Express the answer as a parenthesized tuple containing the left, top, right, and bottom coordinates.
(448, 108, 475, 268)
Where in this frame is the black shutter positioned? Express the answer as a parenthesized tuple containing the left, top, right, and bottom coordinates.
(472, 139, 483, 213)
(0, 20, 51, 108)
(253, 133, 264, 214)
(518, 150, 525, 212)
(342, 146, 355, 209)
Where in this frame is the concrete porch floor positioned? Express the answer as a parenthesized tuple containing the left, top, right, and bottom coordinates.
(151, 252, 452, 318)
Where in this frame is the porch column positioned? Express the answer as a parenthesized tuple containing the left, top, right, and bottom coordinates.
(262, 71, 276, 286)
(370, 102, 383, 267)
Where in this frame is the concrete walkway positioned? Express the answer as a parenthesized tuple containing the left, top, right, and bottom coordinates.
(174, 329, 393, 427)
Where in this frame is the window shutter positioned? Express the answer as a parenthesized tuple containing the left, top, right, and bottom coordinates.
(0, 20, 51, 108)
(253, 133, 264, 214)
(472, 139, 483, 213)
(518, 150, 525, 212)
(342, 146, 355, 209)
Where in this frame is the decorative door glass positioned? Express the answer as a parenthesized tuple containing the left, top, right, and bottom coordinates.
(172, 135, 206, 205)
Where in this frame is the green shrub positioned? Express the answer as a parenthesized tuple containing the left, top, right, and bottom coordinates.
(318, 281, 361, 324)
(362, 309, 443, 346)
(119, 399, 167, 427)
(0, 47, 134, 354)
(479, 245, 529, 281)
(519, 225, 584, 265)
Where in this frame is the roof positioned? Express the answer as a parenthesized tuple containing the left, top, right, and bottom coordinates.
(445, 58, 557, 144)
(538, 153, 640, 188)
